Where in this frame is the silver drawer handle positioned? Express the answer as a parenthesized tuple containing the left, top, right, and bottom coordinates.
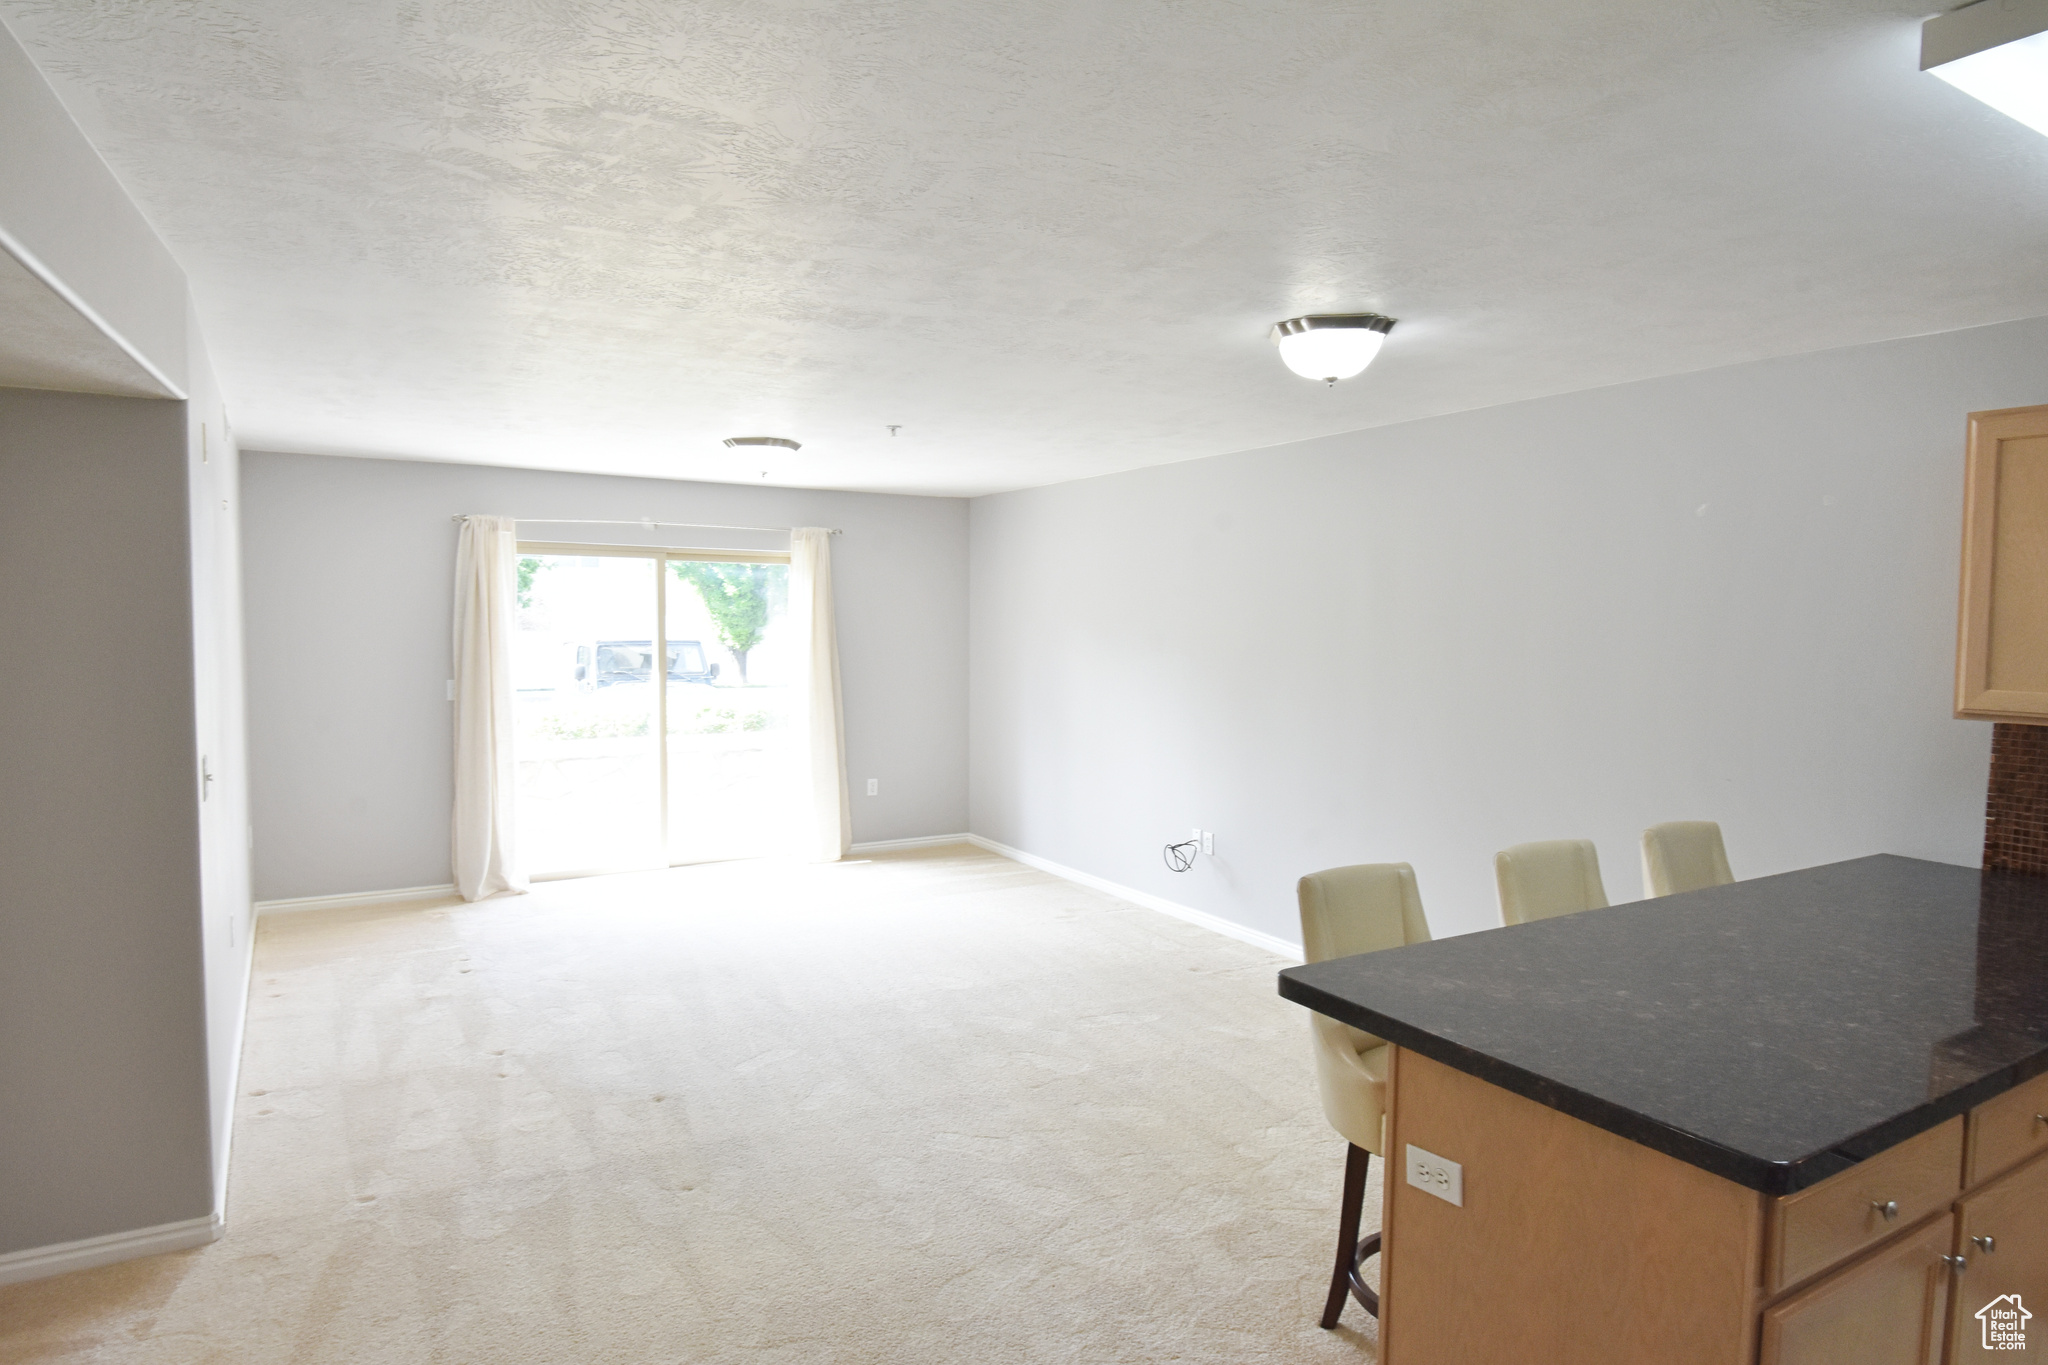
(1973, 1235, 1997, 1253)
(1871, 1200, 1899, 1221)
(1942, 1254, 1969, 1271)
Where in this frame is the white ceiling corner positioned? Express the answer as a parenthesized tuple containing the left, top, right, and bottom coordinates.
(4, 0, 2047, 495)
(0, 238, 178, 399)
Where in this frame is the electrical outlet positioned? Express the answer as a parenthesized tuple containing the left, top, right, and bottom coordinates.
(867, 778, 879, 796)
(1201, 830, 1214, 856)
(1405, 1144, 1463, 1206)
(446, 679, 455, 701)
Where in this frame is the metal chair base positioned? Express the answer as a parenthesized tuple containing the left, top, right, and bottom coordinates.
(1320, 1143, 1380, 1328)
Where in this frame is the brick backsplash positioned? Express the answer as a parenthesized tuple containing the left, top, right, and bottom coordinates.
(1985, 722, 2048, 875)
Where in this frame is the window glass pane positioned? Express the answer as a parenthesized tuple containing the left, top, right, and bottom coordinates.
(512, 554, 662, 875)
(664, 558, 793, 863)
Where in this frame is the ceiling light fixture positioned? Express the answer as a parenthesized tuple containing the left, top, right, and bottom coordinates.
(1270, 314, 1397, 386)
(1923, 0, 2048, 138)
(723, 436, 801, 452)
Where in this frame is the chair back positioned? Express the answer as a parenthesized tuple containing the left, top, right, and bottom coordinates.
(1495, 839, 1609, 925)
(1297, 862, 1432, 965)
(1641, 821, 1733, 898)
(1296, 863, 1433, 1155)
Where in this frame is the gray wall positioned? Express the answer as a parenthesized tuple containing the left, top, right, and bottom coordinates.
(0, 389, 216, 1254)
(240, 453, 970, 902)
(969, 315, 2048, 945)
(0, 20, 249, 1265)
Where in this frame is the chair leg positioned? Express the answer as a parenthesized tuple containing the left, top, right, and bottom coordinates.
(1349, 1229, 1382, 1320)
(1320, 1143, 1378, 1328)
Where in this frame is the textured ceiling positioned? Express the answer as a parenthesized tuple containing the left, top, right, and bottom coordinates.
(0, 242, 175, 397)
(5, 0, 2048, 495)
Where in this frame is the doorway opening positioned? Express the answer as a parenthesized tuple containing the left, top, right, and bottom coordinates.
(509, 542, 794, 878)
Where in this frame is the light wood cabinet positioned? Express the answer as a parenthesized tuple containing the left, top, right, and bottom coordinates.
(1758, 1214, 1952, 1365)
(1956, 403, 2048, 721)
(1947, 1147, 2048, 1361)
(1764, 1118, 1961, 1295)
(1379, 1050, 1765, 1365)
(1378, 1050, 2046, 1365)
(1963, 1070, 2048, 1188)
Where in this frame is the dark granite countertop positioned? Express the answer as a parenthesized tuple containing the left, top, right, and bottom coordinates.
(1278, 855, 2048, 1194)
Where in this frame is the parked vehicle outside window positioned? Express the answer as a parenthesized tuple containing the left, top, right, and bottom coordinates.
(516, 638, 718, 691)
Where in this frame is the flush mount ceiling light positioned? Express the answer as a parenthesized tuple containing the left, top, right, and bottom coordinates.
(1270, 314, 1397, 385)
(1923, 0, 2048, 138)
(723, 436, 801, 452)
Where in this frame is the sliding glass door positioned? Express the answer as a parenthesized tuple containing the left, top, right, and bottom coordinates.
(510, 544, 792, 878)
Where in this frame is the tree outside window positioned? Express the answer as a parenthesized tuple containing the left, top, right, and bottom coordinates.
(670, 561, 785, 685)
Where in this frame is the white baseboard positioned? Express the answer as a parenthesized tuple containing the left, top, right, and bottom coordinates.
(0, 1213, 222, 1286)
(964, 834, 1302, 961)
(247, 844, 1300, 968)
(849, 833, 975, 854)
(255, 883, 458, 916)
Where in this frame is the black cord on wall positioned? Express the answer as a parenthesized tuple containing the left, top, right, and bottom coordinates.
(1163, 839, 1199, 873)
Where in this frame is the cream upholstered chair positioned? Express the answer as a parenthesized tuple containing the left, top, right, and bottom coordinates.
(1641, 821, 1734, 898)
(1298, 863, 1432, 1329)
(1494, 839, 1608, 925)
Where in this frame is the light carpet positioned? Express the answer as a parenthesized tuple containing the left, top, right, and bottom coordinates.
(0, 845, 1383, 1362)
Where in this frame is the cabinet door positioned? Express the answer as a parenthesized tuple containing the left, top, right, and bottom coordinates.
(1758, 1215, 1952, 1365)
(1949, 1148, 2048, 1361)
(1957, 402, 2048, 721)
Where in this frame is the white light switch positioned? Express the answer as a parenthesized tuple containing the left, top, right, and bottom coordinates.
(1405, 1144, 1463, 1206)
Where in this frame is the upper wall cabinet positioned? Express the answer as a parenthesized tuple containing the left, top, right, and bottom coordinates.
(1957, 403, 2048, 722)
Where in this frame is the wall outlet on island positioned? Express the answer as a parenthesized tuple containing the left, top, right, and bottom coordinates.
(1405, 1144, 1463, 1207)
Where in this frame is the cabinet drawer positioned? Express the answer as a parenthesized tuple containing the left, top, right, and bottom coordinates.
(1965, 1070, 2048, 1188)
(1765, 1117, 1963, 1294)
(1758, 1213, 1953, 1365)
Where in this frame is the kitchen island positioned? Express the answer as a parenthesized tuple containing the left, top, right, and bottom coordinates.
(1279, 855, 2048, 1365)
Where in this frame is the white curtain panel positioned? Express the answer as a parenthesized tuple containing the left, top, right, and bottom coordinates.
(451, 515, 528, 901)
(790, 527, 852, 862)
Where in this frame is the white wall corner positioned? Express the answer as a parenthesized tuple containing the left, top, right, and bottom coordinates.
(0, 1212, 222, 1287)
(964, 834, 1303, 962)
(0, 19, 192, 391)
